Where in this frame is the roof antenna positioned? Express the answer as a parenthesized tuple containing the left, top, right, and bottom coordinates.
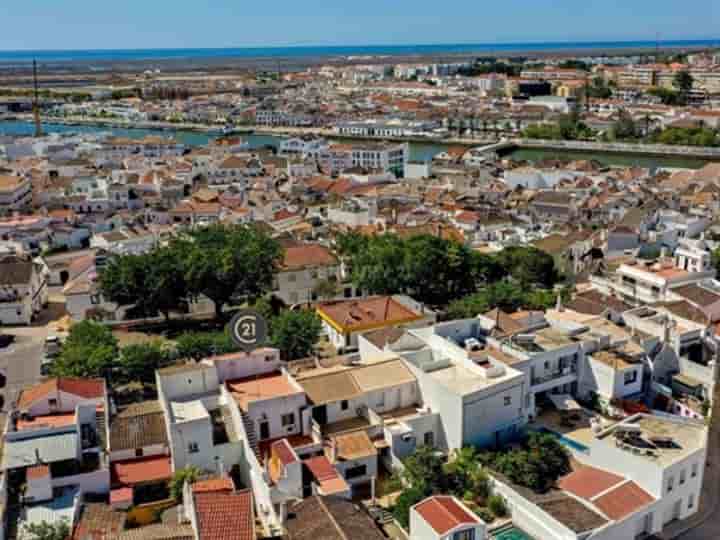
(32, 59, 43, 138)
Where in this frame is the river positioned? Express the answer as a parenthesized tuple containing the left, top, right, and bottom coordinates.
(0, 120, 713, 169)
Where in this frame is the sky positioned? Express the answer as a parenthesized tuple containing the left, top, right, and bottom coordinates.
(0, 0, 718, 51)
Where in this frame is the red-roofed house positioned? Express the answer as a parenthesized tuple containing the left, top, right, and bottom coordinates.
(303, 455, 351, 498)
(411, 496, 485, 540)
(274, 243, 341, 305)
(17, 377, 106, 416)
(189, 488, 255, 540)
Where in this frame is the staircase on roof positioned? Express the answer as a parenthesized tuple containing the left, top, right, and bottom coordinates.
(239, 409, 261, 460)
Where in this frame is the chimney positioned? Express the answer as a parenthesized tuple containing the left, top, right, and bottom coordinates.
(328, 438, 337, 464)
(556, 294, 564, 312)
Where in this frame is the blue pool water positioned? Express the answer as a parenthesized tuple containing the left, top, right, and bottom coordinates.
(493, 526, 534, 540)
(533, 427, 590, 454)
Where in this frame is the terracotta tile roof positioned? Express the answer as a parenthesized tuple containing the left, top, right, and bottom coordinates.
(332, 431, 377, 461)
(593, 481, 655, 521)
(194, 489, 254, 540)
(317, 296, 423, 332)
(559, 465, 625, 500)
(72, 502, 126, 540)
(26, 464, 50, 480)
(116, 523, 194, 540)
(17, 378, 104, 410)
(111, 455, 172, 487)
(413, 496, 479, 535)
(109, 401, 168, 452)
(286, 496, 385, 540)
(191, 477, 235, 494)
(298, 370, 362, 405)
(271, 439, 298, 466)
(226, 372, 301, 410)
(282, 244, 337, 269)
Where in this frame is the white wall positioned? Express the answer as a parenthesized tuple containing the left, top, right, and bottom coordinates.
(206, 349, 281, 382)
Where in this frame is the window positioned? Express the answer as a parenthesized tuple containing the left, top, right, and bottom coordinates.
(692, 463, 699, 478)
(689, 494, 695, 509)
(376, 393, 385, 408)
(680, 469, 686, 485)
(344, 464, 367, 480)
(48, 398, 58, 408)
(667, 476, 674, 493)
(624, 370, 638, 385)
(188, 442, 199, 454)
(287, 273, 297, 283)
(454, 529, 476, 540)
(424, 432, 435, 447)
(504, 396, 512, 406)
(265, 355, 274, 362)
(135, 448, 144, 458)
(544, 361, 550, 370)
(340, 400, 349, 411)
(281, 413, 295, 427)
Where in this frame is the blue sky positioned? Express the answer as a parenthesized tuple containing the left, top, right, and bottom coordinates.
(1, 0, 718, 50)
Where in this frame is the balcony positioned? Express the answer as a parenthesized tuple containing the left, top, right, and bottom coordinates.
(532, 365, 578, 393)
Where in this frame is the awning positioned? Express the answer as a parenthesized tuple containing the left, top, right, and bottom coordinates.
(549, 394, 582, 412)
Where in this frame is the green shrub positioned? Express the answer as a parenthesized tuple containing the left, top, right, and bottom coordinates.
(488, 494, 507, 517)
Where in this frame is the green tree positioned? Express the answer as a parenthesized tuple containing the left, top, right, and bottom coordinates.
(23, 520, 70, 540)
(610, 109, 638, 140)
(392, 485, 426, 528)
(496, 246, 559, 288)
(487, 494, 507, 517)
(350, 234, 408, 296)
(169, 465, 201, 501)
(100, 246, 188, 320)
(175, 330, 238, 362)
(312, 278, 340, 301)
(401, 445, 445, 494)
(175, 224, 282, 318)
(673, 70, 694, 104)
(402, 235, 477, 305)
(479, 432, 571, 493)
(118, 342, 170, 384)
(270, 309, 322, 361)
(51, 320, 118, 379)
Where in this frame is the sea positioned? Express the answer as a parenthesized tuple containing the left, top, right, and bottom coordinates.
(0, 39, 719, 66)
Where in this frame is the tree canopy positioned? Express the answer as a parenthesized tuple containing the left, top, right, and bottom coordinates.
(270, 309, 322, 361)
(478, 432, 571, 493)
(100, 246, 188, 320)
(51, 320, 118, 379)
(175, 224, 282, 318)
(100, 224, 282, 320)
(337, 233, 491, 306)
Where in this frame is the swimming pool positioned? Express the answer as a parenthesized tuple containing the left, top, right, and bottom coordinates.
(493, 526, 534, 540)
(533, 427, 590, 454)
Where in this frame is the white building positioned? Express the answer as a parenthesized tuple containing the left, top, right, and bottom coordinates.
(411, 495, 487, 540)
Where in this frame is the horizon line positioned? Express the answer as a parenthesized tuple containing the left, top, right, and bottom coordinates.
(1, 37, 719, 54)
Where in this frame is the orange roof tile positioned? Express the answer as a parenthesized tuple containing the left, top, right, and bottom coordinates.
(111, 456, 172, 487)
(192, 477, 235, 494)
(194, 489, 254, 540)
(414, 496, 479, 535)
(559, 465, 625, 500)
(17, 378, 104, 410)
(282, 244, 337, 269)
(593, 481, 655, 520)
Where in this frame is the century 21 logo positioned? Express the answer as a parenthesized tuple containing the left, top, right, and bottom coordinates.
(229, 309, 268, 351)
